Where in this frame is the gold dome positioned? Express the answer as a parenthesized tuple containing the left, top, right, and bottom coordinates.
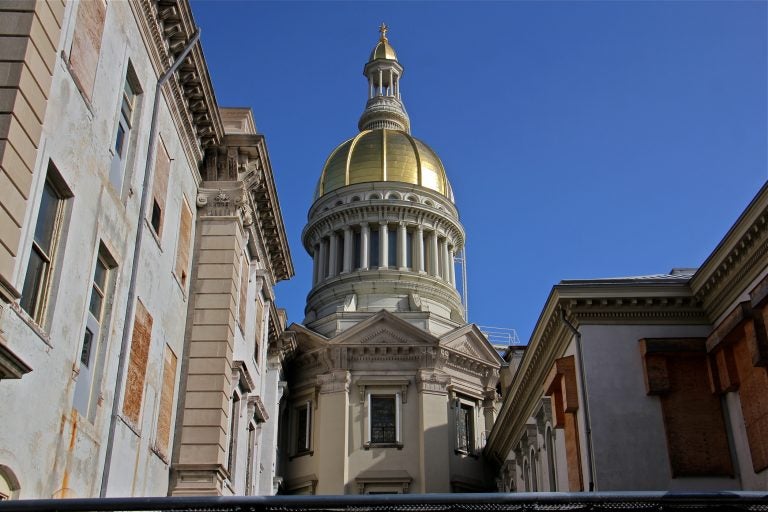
(314, 129, 453, 201)
(369, 40, 397, 61)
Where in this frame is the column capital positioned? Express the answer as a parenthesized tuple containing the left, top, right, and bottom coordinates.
(360, 221, 369, 229)
(379, 220, 388, 227)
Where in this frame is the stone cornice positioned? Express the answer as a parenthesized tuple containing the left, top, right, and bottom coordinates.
(691, 183, 768, 322)
(129, 0, 223, 174)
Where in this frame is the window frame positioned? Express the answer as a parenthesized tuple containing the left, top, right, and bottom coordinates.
(292, 400, 313, 457)
(109, 65, 142, 194)
(453, 396, 478, 456)
(365, 391, 403, 449)
(19, 163, 73, 327)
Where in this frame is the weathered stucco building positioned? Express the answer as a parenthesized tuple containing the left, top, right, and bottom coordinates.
(486, 182, 768, 493)
(280, 26, 503, 495)
(0, 0, 292, 499)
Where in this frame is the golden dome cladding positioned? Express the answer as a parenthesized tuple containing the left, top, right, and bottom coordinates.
(315, 129, 452, 201)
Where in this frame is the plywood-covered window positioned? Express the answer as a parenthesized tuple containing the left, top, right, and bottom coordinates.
(154, 344, 177, 458)
(150, 139, 170, 238)
(123, 300, 152, 426)
(68, 0, 106, 99)
(175, 198, 192, 288)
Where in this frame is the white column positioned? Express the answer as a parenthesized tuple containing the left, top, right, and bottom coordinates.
(448, 248, 456, 286)
(428, 230, 439, 277)
(414, 226, 424, 273)
(312, 244, 320, 285)
(342, 226, 353, 274)
(369, 76, 373, 98)
(319, 239, 328, 280)
(378, 69, 383, 96)
(397, 222, 407, 270)
(440, 238, 450, 281)
(379, 221, 388, 268)
(360, 222, 370, 270)
(328, 232, 338, 278)
(389, 69, 394, 96)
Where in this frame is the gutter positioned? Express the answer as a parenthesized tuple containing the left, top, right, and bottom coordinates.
(560, 308, 596, 492)
(99, 29, 201, 497)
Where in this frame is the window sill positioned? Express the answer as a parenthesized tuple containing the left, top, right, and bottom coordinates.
(171, 271, 188, 301)
(454, 448, 479, 458)
(144, 218, 164, 252)
(364, 442, 403, 450)
(9, 301, 52, 348)
(289, 450, 313, 460)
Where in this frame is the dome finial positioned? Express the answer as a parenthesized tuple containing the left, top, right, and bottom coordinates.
(379, 22, 388, 42)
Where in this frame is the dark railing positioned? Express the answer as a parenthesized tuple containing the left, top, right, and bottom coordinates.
(0, 492, 767, 512)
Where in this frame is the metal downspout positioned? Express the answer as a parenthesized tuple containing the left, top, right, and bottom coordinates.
(100, 29, 201, 497)
(560, 308, 596, 492)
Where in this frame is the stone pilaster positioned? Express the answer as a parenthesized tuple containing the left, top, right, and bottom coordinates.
(315, 370, 351, 493)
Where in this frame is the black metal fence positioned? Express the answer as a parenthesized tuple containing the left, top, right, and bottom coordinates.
(0, 493, 767, 512)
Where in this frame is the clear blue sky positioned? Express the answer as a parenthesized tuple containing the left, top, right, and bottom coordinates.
(190, 1, 767, 343)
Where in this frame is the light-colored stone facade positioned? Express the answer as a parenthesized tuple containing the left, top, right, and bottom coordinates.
(486, 183, 768, 492)
(0, 0, 292, 499)
(280, 28, 502, 494)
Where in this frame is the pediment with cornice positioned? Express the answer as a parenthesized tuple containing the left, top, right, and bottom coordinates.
(331, 310, 439, 347)
(439, 324, 503, 367)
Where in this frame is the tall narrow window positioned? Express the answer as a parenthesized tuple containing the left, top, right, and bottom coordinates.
(238, 252, 249, 330)
(175, 198, 193, 287)
(246, 421, 257, 495)
(123, 300, 152, 426)
(295, 401, 311, 454)
(74, 249, 114, 416)
(387, 228, 396, 268)
(353, 231, 361, 269)
(20, 166, 71, 324)
(369, 227, 379, 268)
(110, 72, 139, 191)
(228, 390, 242, 478)
(154, 344, 177, 458)
(546, 427, 557, 491)
(369, 395, 398, 444)
(149, 139, 170, 238)
(456, 402, 474, 453)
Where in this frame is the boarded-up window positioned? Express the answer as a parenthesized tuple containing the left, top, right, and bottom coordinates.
(69, 0, 106, 99)
(238, 253, 248, 330)
(175, 199, 192, 287)
(641, 338, 733, 477)
(123, 300, 152, 426)
(155, 344, 177, 457)
(150, 139, 170, 238)
(544, 356, 583, 491)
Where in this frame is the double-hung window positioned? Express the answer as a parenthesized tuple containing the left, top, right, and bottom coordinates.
(110, 72, 139, 191)
(20, 166, 71, 325)
(74, 249, 114, 417)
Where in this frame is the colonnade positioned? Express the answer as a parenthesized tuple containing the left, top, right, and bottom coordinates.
(368, 67, 400, 99)
(311, 221, 456, 287)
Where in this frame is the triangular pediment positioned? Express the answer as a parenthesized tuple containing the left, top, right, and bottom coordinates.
(332, 310, 439, 347)
(439, 324, 504, 366)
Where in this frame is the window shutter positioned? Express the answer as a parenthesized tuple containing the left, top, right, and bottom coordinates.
(155, 344, 177, 456)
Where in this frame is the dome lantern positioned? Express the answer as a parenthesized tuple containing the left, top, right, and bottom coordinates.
(359, 24, 410, 133)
